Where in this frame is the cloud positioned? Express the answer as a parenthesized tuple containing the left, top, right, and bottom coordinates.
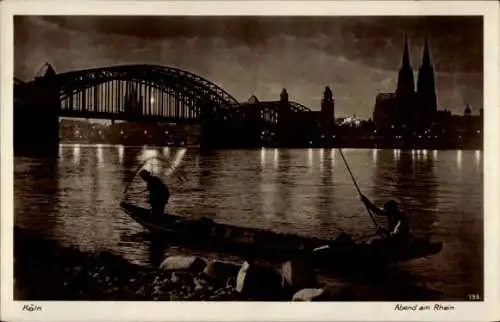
(25, 15, 483, 73)
(14, 15, 483, 119)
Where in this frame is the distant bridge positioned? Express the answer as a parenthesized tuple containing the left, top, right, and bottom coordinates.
(15, 63, 313, 124)
(14, 63, 325, 156)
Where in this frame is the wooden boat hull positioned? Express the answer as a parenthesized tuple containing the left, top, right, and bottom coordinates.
(120, 202, 443, 267)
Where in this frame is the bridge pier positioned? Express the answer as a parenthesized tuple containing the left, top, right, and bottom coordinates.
(14, 64, 60, 158)
(200, 98, 263, 149)
(199, 99, 217, 149)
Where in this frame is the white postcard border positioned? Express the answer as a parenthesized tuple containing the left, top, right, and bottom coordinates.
(1, 1, 499, 321)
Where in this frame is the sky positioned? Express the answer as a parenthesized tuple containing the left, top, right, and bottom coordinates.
(14, 16, 483, 119)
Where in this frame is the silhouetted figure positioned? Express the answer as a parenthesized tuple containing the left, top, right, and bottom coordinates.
(360, 195, 410, 246)
(139, 170, 170, 216)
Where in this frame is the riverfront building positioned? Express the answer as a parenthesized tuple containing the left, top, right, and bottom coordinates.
(239, 86, 336, 147)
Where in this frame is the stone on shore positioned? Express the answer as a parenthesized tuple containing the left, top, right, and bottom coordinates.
(324, 282, 358, 301)
(170, 271, 193, 284)
(159, 255, 206, 273)
(236, 261, 285, 301)
(203, 260, 241, 283)
(280, 260, 317, 292)
(193, 276, 211, 292)
(292, 288, 327, 301)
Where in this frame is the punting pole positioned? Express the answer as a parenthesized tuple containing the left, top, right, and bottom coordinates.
(337, 148, 379, 230)
(122, 154, 187, 197)
(123, 158, 151, 196)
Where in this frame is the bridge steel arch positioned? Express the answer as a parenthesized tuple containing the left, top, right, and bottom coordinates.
(15, 63, 323, 154)
(25, 64, 241, 122)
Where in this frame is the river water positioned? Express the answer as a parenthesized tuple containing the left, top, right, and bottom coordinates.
(14, 144, 483, 300)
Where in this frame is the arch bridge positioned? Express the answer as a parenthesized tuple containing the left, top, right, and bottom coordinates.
(14, 63, 321, 156)
(21, 63, 243, 123)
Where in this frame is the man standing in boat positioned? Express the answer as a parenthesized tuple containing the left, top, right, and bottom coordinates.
(360, 195, 410, 246)
(139, 170, 170, 216)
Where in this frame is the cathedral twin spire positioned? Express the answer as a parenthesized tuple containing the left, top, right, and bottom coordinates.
(396, 35, 437, 118)
(396, 35, 415, 96)
(420, 37, 432, 68)
(402, 35, 412, 70)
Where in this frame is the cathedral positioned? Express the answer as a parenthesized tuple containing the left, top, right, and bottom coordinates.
(374, 36, 437, 131)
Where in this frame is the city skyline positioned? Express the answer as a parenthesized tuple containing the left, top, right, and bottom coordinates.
(14, 16, 483, 119)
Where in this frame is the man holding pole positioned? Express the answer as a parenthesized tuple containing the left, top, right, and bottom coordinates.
(139, 169, 170, 217)
(360, 195, 410, 246)
(337, 148, 410, 247)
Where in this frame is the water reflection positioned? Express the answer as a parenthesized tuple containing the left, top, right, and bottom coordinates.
(72, 144, 80, 166)
(165, 148, 187, 177)
(97, 144, 104, 166)
(261, 178, 276, 220)
(139, 148, 159, 163)
(276, 150, 292, 219)
(15, 159, 60, 237)
(14, 146, 483, 300)
(196, 152, 216, 216)
(319, 148, 324, 172)
(307, 148, 313, 170)
(318, 150, 336, 233)
(371, 149, 438, 234)
(147, 234, 169, 267)
(393, 149, 401, 162)
(163, 147, 170, 158)
(117, 145, 124, 165)
(457, 150, 462, 170)
(138, 149, 161, 173)
(273, 148, 279, 170)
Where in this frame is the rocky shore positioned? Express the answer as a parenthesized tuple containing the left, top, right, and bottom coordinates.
(14, 227, 349, 301)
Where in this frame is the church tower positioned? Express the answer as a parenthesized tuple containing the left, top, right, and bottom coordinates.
(395, 35, 416, 125)
(417, 37, 437, 124)
(321, 86, 335, 127)
(277, 88, 290, 146)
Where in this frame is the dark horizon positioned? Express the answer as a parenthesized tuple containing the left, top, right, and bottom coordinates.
(14, 15, 483, 119)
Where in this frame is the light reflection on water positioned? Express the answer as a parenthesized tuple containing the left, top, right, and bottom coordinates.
(273, 148, 279, 170)
(14, 145, 483, 300)
(307, 148, 313, 170)
(117, 145, 124, 165)
(162, 146, 170, 158)
(72, 144, 80, 166)
(457, 150, 463, 170)
(319, 148, 324, 172)
(393, 149, 401, 162)
(96, 144, 104, 166)
(475, 150, 481, 166)
(372, 148, 378, 163)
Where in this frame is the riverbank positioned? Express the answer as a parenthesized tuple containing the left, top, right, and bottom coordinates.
(14, 226, 444, 302)
(14, 227, 240, 301)
(15, 227, 354, 301)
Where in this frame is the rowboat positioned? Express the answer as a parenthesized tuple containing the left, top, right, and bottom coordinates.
(120, 202, 443, 268)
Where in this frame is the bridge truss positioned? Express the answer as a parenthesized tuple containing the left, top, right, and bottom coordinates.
(24, 64, 242, 123)
(15, 63, 322, 148)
